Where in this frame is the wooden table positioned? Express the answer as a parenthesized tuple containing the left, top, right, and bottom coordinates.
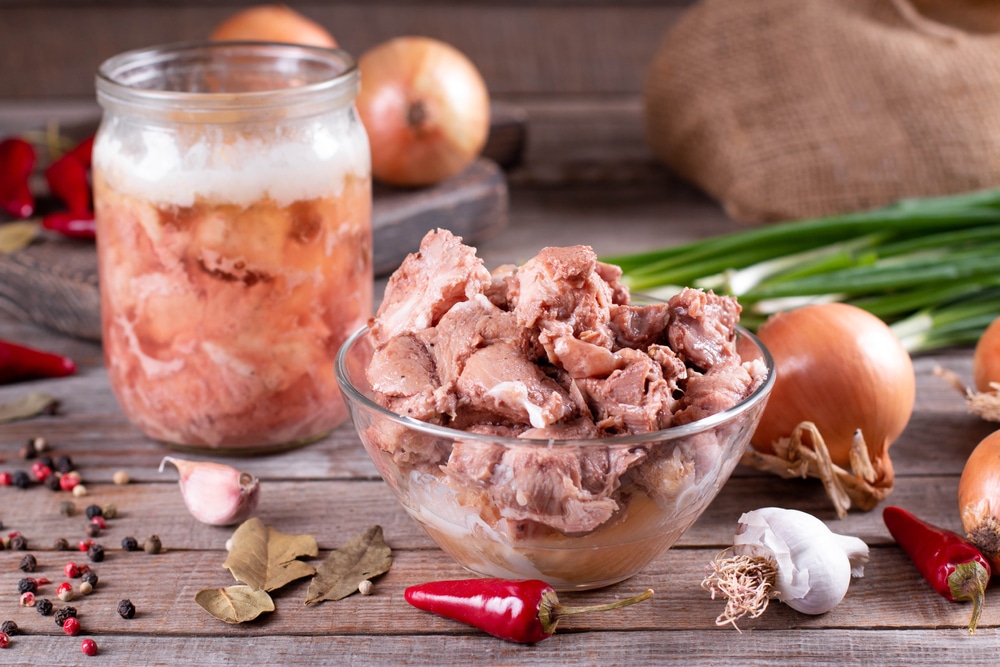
(1, 183, 997, 666)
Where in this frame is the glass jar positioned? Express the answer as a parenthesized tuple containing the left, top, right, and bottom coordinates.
(93, 42, 372, 452)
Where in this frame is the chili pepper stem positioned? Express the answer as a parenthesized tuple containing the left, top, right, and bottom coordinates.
(948, 560, 988, 634)
(537, 588, 654, 635)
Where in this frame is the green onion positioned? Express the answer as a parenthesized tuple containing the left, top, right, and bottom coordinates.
(604, 188, 1000, 353)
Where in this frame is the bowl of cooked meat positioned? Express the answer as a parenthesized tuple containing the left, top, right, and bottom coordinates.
(336, 229, 775, 590)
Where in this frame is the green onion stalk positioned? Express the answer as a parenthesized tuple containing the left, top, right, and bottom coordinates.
(602, 188, 1000, 353)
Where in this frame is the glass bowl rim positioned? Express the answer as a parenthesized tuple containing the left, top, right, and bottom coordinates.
(335, 322, 776, 448)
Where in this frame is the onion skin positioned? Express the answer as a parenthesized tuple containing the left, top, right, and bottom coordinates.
(209, 5, 337, 48)
(973, 316, 1000, 393)
(356, 36, 490, 187)
(959, 430, 1000, 571)
(751, 303, 915, 487)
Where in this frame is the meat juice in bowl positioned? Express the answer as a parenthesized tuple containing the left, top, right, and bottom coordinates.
(93, 42, 372, 451)
(337, 230, 775, 590)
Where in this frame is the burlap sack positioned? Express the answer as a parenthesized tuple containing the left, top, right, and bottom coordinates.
(644, 0, 1000, 223)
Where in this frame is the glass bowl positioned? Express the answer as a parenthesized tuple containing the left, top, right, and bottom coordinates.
(336, 325, 774, 590)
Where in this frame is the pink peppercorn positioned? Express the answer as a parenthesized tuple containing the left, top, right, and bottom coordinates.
(36, 577, 50, 586)
(78, 539, 94, 552)
(30, 461, 52, 482)
(0, 631, 8, 648)
(57, 582, 73, 595)
(63, 616, 81, 636)
(19, 591, 35, 607)
(0, 472, 11, 486)
(59, 475, 78, 492)
(64, 562, 80, 578)
(90, 516, 107, 530)
(80, 638, 98, 656)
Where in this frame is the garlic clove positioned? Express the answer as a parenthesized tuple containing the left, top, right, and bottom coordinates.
(159, 457, 260, 526)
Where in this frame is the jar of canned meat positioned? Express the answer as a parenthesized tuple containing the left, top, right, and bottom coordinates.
(93, 42, 372, 451)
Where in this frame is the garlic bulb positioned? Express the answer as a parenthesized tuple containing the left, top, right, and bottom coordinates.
(159, 457, 260, 526)
(703, 507, 869, 627)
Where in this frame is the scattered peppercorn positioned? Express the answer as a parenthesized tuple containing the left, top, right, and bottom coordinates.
(72, 484, 88, 497)
(59, 500, 77, 517)
(63, 616, 81, 636)
(78, 539, 93, 552)
(53, 537, 70, 551)
(11, 471, 30, 489)
(32, 437, 48, 453)
(59, 475, 78, 492)
(45, 474, 62, 491)
(121, 536, 139, 552)
(0, 472, 11, 486)
(64, 562, 80, 578)
(36, 598, 53, 616)
(57, 582, 74, 602)
(81, 637, 98, 656)
(85, 505, 102, 520)
(54, 606, 77, 627)
(87, 543, 104, 563)
(90, 515, 107, 530)
(359, 579, 374, 595)
(117, 598, 136, 619)
(79, 581, 93, 596)
(19, 440, 37, 459)
(144, 535, 162, 554)
(0, 631, 8, 648)
(85, 523, 101, 538)
(54, 456, 73, 473)
(102, 503, 118, 519)
(0, 620, 17, 636)
(19, 592, 35, 607)
(37, 454, 53, 469)
(112, 470, 130, 485)
(9, 536, 26, 551)
(18, 554, 37, 572)
(30, 462, 52, 482)
(82, 571, 98, 587)
(17, 578, 36, 594)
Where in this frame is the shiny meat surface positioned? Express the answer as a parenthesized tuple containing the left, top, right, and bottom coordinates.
(366, 230, 764, 537)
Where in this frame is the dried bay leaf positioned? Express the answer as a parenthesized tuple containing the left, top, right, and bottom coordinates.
(305, 525, 392, 605)
(223, 517, 318, 592)
(0, 221, 38, 254)
(0, 392, 59, 423)
(195, 585, 275, 624)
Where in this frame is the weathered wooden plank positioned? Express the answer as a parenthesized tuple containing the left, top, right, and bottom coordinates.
(0, 4, 689, 98)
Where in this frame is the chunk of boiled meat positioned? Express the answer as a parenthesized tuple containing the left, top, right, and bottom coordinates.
(512, 245, 615, 347)
(667, 287, 741, 370)
(456, 342, 576, 429)
(673, 361, 758, 425)
(371, 229, 491, 346)
(609, 303, 671, 350)
(576, 348, 674, 433)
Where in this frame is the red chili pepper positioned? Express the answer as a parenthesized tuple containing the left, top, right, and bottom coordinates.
(42, 211, 96, 240)
(0, 338, 76, 384)
(44, 135, 94, 214)
(404, 578, 653, 644)
(0, 137, 36, 218)
(883, 505, 990, 634)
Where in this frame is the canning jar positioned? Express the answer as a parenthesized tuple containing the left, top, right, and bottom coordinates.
(93, 42, 372, 451)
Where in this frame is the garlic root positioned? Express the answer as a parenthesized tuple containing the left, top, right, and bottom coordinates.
(701, 547, 778, 631)
(159, 457, 260, 526)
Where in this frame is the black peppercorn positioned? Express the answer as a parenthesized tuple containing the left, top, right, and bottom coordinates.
(10, 535, 27, 551)
(53, 606, 77, 627)
(121, 536, 139, 552)
(81, 571, 98, 587)
(17, 578, 36, 594)
(54, 456, 73, 473)
(117, 598, 136, 619)
(87, 543, 105, 563)
(0, 620, 18, 636)
(12, 471, 30, 489)
(18, 554, 36, 572)
(19, 439, 38, 459)
(85, 523, 101, 538)
(45, 473, 62, 491)
(36, 598, 53, 616)
(53, 537, 70, 551)
(85, 505, 103, 520)
(37, 454, 53, 469)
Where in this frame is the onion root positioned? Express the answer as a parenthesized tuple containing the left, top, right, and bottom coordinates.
(934, 366, 1000, 423)
(740, 421, 892, 518)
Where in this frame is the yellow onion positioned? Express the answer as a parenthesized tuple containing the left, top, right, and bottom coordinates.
(959, 430, 1000, 570)
(973, 316, 1000, 393)
(751, 303, 915, 489)
(209, 5, 337, 48)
